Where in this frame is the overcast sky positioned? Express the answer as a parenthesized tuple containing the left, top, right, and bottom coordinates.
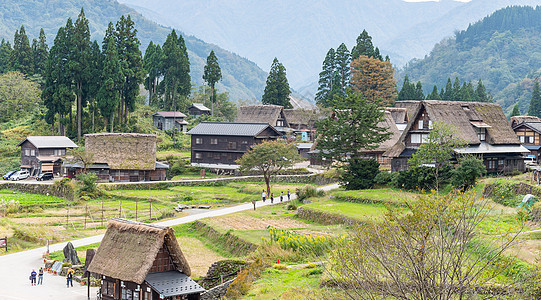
(403, 0, 471, 2)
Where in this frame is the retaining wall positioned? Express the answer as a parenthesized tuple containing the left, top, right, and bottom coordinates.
(296, 207, 362, 226)
(0, 182, 75, 201)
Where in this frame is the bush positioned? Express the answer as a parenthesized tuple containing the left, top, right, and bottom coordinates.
(225, 258, 266, 299)
(451, 157, 486, 190)
(491, 181, 520, 206)
(273, 264, 288, 270)
(374, 171, 393, 186)
(340, 158, 379, 190)
(296, 185, 324, 201)
(393, 165, 452, 191)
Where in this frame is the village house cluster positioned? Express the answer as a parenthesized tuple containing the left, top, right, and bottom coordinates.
(13, 100, 536, 182)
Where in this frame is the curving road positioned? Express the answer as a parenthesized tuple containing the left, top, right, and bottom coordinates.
(0, 183, 339, 300)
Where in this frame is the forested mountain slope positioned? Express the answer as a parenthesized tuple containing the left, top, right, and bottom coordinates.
(399, 6, 541, 115)
(0, 0, 267, 101)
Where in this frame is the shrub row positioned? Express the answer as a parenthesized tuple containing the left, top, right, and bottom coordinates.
(332, 192, 407, 207)
(296, 207, 362, 226)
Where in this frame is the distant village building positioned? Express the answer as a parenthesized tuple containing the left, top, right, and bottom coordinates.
(283, 109, 321, 141)
(386, 100, 528, 174)
(511, 116, 541, 162)
(64, 133, 168, 182)
(188, 103, 211, 118)
(18, 136, 78, 176)
(385, 107, 409, 133)
(236, 105, 291, 135)
(152, 111, 188, 132)
(88, 218, 204, 300)
(187, 122, 282, 169)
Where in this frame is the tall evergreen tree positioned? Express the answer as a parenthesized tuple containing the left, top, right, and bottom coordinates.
(97, 37, 123, 132)
(87, 40, 103, 132)
(33, 28, 48, 76)
(415, 81, 424, 100)
(262, 58, 292, 108)
(352, 30, 376, 60)
(161, 30, 190, 111)
(398, 75, 415, 100)
(0, 39, 12, 73)
(11, 25, 34, 75)
(528, 80, 541, 118)
(452, 77, 461, 100)
(475, 79, 488, 102)
(315, 48, 335, 107)
(427, 85, 441, 100)
(442, 78, 453, 100)
(335, 43, 351, 92)
(203, 50, 222, 116)
(510, 104, 520, 118)
(115, 15, 144, 123)
(143, 41, 160, 106)
(71, 8, 91, 140)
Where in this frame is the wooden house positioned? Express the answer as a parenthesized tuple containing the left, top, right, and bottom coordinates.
(283, 109, 323, 141)
(87, 218, 204, 300)
(359, 111, 402, 171)
(18, 136, 78, 176)
(236, 105, 291, 136)
(64, 133, 168, 182)
(510, 115, 541, 128)
(152, 111, 188, 133)
(188, 103, 211, 118)
(512, 121, 541, 161)
(386, 100, 528, 174)
(187, 122, 282, 169)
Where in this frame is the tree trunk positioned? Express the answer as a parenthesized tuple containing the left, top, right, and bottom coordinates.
(211, 84, 214, 117)
(264, 173, 271, 195)
(77, 82, 82, 140)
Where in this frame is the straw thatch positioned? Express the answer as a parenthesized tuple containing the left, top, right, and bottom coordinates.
(511, 115, 541, 127)
(85, 133, 157, 170)
(283, 109, 317, 127)
(362, 111, 401, 153)
(236, 105, 288, 127)
(87, 218, 191, 284)
(385, 107, 409, 124)
(394, 101, 421, 121)
(385, 100, 520, 158)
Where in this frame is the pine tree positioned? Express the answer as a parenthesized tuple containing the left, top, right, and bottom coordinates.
(427, 85, 441, 100)
(0, 39, 12, 73)
(143, 41, 158, 106)
(71, 8, 91, 140)
(475, 79, 488, 102)
(115, 15, 145, 123)
(11, 25, 34, 75)
(262, 58, 292, 108)
(33, 28, 48, 76)
(161, 30, 190, 111)
(97, 36, 123, 132)
(87, 41, 103, 132)
(510, 104, 520, 117)
(335, 43, 351, 92)
(452, 77, 461, 100)
(415, 81, 425, 100)
(315, 48, 335, 107)
(443, 78, 453, 100)
(352, 30, 376, 60)
(398, 75, 415, 100)
(528, 80, 541, 118)
(203, 50, 222, 116)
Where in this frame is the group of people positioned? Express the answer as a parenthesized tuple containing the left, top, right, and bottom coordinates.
(261, 189, 290, 203)
(29, 267, 74, 287)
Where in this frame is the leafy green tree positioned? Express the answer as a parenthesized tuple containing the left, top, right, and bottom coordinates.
(32, 28, 48, 76)
(0, 71, 41, 122)
(528, 80, 541, 118)
(11, 25, 33, 75)
(71, 8, 91, 140)
(97, 37, 123, 132)
(160, 30, 190, 111)
(237, 140, 298, 195)
(203, 50, 222, 116)
(409, 122, 466, 191)
(0, 39, 13, 73)
(262, 58, 292, 108)
(335, 43, 351, 91)
(315, 48, 335, 107)
(341, 158, 380, 190)
(427, 85, 441, 100)
(115, 15, 145, 124)
(316, 92, 390, 161)
(510, 104, 521, 117)
(451, 157, 486, 190)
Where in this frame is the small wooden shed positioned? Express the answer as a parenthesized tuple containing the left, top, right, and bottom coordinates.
(88, 218, 204, 300)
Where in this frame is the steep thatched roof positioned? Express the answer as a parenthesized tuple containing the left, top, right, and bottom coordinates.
(236, 105, 288, 127)
(362, 111, 401, 153)
(510, 115, 541, 127)
(385, 100, 520, 158)
(385, 107, 409, 124)
(283, 109, 316, 126)
(394, 101, 421, 121)
(84, 133, 157, 170)
(87, 218, 191, 284)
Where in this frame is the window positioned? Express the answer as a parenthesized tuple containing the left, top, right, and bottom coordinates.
(520, 136, 525, 143)
(421, 134, 429, 143)
(529, 136, 534, 143)
(195, 137, 203, 144)
(228, 142, 237, 149)
(31, 150, 35, 156)
(418, 120, 424, 129)
(214, 153, 220, 160)
(428, 120, 433, 129)
(210, 138, 218, 145)
(411, 134, 421, 144)
(195, 152, 202, 159)
(277, 120, 284, 127)
(476, 128, 486, 141)
(499, 159, 504, 166)
(54, 149, 65, 156)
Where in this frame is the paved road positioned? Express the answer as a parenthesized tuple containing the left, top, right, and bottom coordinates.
(0, 183, 339, 300)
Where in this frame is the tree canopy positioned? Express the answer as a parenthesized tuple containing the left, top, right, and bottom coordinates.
(203, 50, 222, 116)
(350, 55, 397, 106)
(262, 58, 291, 108)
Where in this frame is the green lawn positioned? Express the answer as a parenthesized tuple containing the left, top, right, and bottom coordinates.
(0, 189, 66, 206)
(331, 188, 421, 204)
(302, 199, 397, 221)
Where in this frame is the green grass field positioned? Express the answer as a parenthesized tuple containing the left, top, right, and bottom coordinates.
(0, 189, 66, 206)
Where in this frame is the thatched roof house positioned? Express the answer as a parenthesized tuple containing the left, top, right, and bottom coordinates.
(88, 218, 204, 300)
(236, 105, 289, 128)
(510, 115, 541, 127)
(386, 100, 528, 173)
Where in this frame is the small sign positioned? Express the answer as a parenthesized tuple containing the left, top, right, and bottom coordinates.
(0, 237, 6, 250)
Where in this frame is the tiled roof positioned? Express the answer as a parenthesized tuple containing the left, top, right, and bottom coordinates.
(18, 136, 78, 148)
(187, 122, 281, 137)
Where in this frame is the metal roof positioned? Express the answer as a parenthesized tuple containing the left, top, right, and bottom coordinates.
(18, 136, 78, 148)
(187, 122, 281, 137)
(455, 143, 530, 154)
(155, 162, 169, 169)
(145, 271, 205, 297)
(524, 145, 541, 151)
(190, 103, 210, 111)
(153, 111, 187, 118)
(296, 143, 313, 149)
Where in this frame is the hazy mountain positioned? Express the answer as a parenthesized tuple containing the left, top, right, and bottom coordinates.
(119, 0, 539, 100)
(0, 0, 267, 101)
(399, 6, 541, 115)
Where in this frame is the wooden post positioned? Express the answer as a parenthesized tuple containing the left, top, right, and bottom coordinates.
(135, 198, 138, 221)
(119, 200, 122, 218)
(84, 205, 87, 229)
(87, 270, 90, 300)
(101, 199, 104, 228)
(149, 199, 152, 220)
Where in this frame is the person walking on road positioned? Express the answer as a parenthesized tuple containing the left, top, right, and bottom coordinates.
(270, 193, 274, 204)
(30, 269, 37, 286)
(66, 267, 74, 288)
(262, 190, 267, 202)
(37, 267, 44, 285)
(287, 189, 290, 201)
(280, 191, 283, 202)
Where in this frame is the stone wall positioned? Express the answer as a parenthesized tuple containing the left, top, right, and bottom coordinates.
(191, 221, 256, 256)
(200, 278, 235, 300)
(296, 207, 362, 226)
(200, 259, 248, 289)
